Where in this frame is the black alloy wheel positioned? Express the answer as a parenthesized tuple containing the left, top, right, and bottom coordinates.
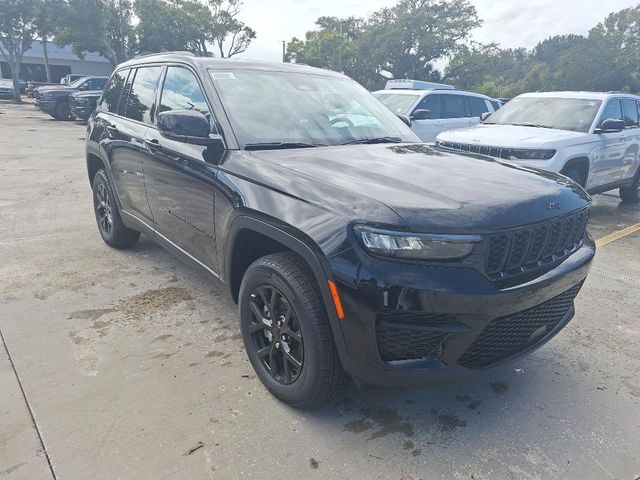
(239, 252, 346, 409)
(91, 170, 140, 248)
(95, 182, 113, 237)
(248, 285, 304, 385)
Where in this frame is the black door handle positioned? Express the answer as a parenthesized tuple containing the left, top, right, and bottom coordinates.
(144, 138, 160, 150)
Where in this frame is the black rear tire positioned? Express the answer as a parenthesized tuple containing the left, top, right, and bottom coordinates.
(92, 170, 140, 248)
(620, 173, 640, 203)
(239, 252, 347, 409)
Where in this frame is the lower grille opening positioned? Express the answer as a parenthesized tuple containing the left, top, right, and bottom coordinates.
(376, 312, 454, 362)
(458, 283, 583, 369)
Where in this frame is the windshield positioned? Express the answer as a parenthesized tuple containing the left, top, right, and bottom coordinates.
(210, 70, 417, 148)
(374, 93, 421, 115)
(0, 79, 12, 87)
(485, 97, 602, 133)
(68, 77, 89, 88)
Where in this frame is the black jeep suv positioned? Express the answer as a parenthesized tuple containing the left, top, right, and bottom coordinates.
(36, 76, 107, 119)
(86, 53, 595, 408)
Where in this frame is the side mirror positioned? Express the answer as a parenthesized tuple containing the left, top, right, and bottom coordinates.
(597, 118, 625, 133)
(157, 110, 223, 146)
(396, 113, 412, 127)
(480, 112, 492, 122)
(410, 109, 431, 121)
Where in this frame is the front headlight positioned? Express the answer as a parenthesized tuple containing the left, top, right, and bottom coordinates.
(354, 226, 482, 260)
(509, 149, 556, 160)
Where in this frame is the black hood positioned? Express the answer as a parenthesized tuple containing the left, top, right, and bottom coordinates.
(249, 143, 590, 232)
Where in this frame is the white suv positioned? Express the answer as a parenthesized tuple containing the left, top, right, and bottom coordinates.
(436, 91, 640, 202)
(373, 80, 499, 143)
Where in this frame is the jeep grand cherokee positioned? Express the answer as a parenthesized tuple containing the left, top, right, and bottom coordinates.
(85, 53, 595, 409)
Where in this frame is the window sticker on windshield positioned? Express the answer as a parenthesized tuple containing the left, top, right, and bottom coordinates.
(210, 72, 236, 80)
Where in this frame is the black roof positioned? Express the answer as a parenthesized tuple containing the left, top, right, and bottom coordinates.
(118, 51, 345, 77)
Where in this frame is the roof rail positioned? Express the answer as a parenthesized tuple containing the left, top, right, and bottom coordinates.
(132, 51, 196, 60)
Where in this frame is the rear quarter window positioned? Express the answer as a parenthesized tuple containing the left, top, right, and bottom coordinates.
(122, 66, 163, 124)
(98, 69, 128, 114)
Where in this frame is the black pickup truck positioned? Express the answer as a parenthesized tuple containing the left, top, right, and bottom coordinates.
(86, 53, 595, 409)
(35, 76, 107, 119)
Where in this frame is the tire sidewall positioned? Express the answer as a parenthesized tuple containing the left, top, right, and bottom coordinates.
(239, 263, 326, 406)
(92, 170, 116, 244)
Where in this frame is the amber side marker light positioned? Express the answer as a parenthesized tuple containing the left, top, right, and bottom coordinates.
(327, 280, 345, 320)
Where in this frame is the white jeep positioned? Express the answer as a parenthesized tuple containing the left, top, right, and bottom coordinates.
(436, 91, 640, 202)
(373, 80, 499, 143)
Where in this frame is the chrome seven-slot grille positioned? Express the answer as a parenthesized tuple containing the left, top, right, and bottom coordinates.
(437, 140, 515, 159)
(486, 208, 589, 281)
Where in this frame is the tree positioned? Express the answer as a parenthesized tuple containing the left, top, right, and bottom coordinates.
(287, 0, 479, 90)
(33, 0, 63, 82)
(0, 0, 37, 101)
(135, 0, 256, 58)
(135, 0, 207, 53)
(56, 0, 134, 67)
(206, 0, 256, 58)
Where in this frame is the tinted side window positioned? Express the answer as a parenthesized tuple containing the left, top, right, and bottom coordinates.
(621, 98, 639, 127)
(468, 96, 489, 117)
(441, 95, 467, 119)
(99, 69, 128, 114)
(159, 67, 209, 116)
(599, 99, 623, 127)
(414, 94, 441, 119)
(87, 78, 107, 90)
(123, 66, 163, 124)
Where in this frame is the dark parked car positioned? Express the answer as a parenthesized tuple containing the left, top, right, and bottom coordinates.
(36, 76, 107, 119)
(70, 90, 102, 120)
(0, 79, 14, 99)
(86, 53, 595, 408)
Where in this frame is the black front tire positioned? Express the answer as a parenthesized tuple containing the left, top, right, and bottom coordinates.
(92, 170, 140, 248)
(620, 174, 640, 203)
(53, 101, 71, 120)
(239, 252, 347, 409)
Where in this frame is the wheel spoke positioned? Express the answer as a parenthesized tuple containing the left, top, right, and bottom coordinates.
(256, 287, 269, 312)
(282, 328, 301, 344)
(282, 351, 291, 380)
(281, 304, 292, 327)
(268, 347, 277, 374)
(256, 345, 271, 359)
(282, 349, 301, 370)
(268, 287, 279, 319)
(249, 301, 263, 321)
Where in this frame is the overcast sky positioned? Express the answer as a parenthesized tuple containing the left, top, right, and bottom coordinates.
(236, 0, 639, 64)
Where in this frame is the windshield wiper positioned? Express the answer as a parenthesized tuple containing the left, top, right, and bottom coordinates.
(341, 136, 404, 145)
(244, 142, 326, 150)
(510, 122, 555, 129)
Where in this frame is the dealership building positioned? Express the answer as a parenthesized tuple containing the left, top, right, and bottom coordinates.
(0, 40, 112, 83)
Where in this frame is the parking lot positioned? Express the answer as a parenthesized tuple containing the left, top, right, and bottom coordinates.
(1, 102, 639, 480)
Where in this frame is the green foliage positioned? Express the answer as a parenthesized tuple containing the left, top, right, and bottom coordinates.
(56, 0, 135, 67)
(135, 0, 255, 58)
(288, 0, 481, 90)
(0, 0, 38, 100)
(446, 6, 640, 97)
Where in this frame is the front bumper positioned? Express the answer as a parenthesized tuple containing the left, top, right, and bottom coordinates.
(328, 234, 595, 387)
(70, 105, 93, 119)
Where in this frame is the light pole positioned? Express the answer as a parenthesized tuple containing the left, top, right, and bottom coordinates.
(281, 41, 286, 62)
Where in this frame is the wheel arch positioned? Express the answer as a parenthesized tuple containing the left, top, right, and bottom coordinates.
(223, 215, 348, 360)
(560, 156, 590, 187)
